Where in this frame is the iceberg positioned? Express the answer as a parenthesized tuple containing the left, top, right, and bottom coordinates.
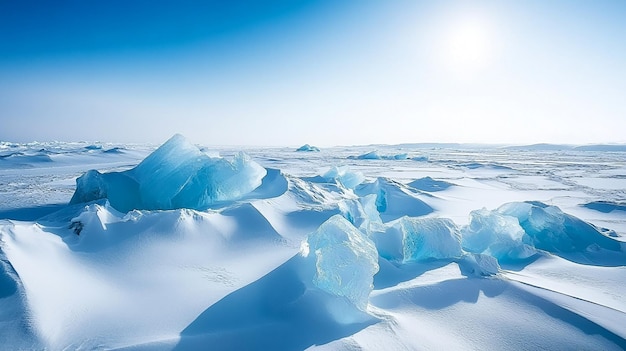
(296, 144, 320, 152)
(374, 217, 463, 263)
(322, 166, 365, 189)
(302, 215, 379, 311)
(461, 208, 536, 262)
(498, 201, 623, 253)
(70, 134, 267, 212)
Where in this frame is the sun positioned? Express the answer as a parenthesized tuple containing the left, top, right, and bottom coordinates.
(442, 18, 493, 74)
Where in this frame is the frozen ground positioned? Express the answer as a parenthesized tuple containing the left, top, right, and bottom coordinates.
(1, 138, 625, 350)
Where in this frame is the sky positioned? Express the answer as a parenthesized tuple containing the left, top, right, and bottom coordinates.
(1, 0, 625, 146)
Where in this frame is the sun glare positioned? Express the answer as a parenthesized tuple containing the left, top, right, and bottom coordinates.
(441, 18, 493, 74)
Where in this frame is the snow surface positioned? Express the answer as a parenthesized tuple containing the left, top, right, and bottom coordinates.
(1, 138, 626, 350)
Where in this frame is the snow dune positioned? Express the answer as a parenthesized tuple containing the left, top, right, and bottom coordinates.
(1, 135, 625, 350)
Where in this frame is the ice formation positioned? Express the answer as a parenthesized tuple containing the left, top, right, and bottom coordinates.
(583, 201, 626, 213)
(410, 155, 429, 162)
(355, 178, 433, 222)
(349, 151, 409, 160)
(407, 177, 454, 192)
(391, 153, 408, 160)
(302, 215, 379, 311)
(354, 151, 381, 160)
(498, 202, 623, 253)
(338, 194, 383, 234)
(322, 166, 365, 189)
(296, 144, 320, 152)
(461, 208, 536, 262)
(70, 134, 267, 212)
(374, 217, 463, 263)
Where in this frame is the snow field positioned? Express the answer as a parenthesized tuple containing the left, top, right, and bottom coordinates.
(1, 136, 625, 349)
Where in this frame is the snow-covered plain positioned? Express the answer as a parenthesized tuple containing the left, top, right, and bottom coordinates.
(1, 137, 625, 350)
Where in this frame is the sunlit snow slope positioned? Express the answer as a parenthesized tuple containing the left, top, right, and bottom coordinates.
(1, 137, 625, 350)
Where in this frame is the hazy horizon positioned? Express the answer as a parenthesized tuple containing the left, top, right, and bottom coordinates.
(3, 137, 626, 150)
(2, 0, 625, 146)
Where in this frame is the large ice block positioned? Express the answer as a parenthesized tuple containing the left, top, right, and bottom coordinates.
(70, 134, 266, 212)
(302, 215, 379, 311)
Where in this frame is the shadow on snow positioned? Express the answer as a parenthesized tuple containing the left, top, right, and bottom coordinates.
(174, 255, 377, 351)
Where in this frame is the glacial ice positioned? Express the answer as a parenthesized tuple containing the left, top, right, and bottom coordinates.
(583, 201, 626, 213)
(354, 151, 382, 160)
(407, 177, 454, 192)
(374, 217, 463, 263)
(339, 194, 383, 234)
(461, 208, 536, 262)
(322, 166, 365, 189)
(349, 151, 409, 160)
(355, 178, 434, 222)
(392, 153, 409, 160)
(498, 201, 623, 253)
(410, 155, 429, 162)
(302, 215, 379, 311)
(70, 134, 267, 212)
(296, 144, 320, 152)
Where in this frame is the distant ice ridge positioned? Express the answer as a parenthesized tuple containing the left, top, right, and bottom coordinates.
(349, 150, 409, 160)
(70, 134, 266, 212)
(302, 215, 379, 311)
(296, 144, 320, 152)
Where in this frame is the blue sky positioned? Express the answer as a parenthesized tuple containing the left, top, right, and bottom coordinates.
(1, 0, 625, 146)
